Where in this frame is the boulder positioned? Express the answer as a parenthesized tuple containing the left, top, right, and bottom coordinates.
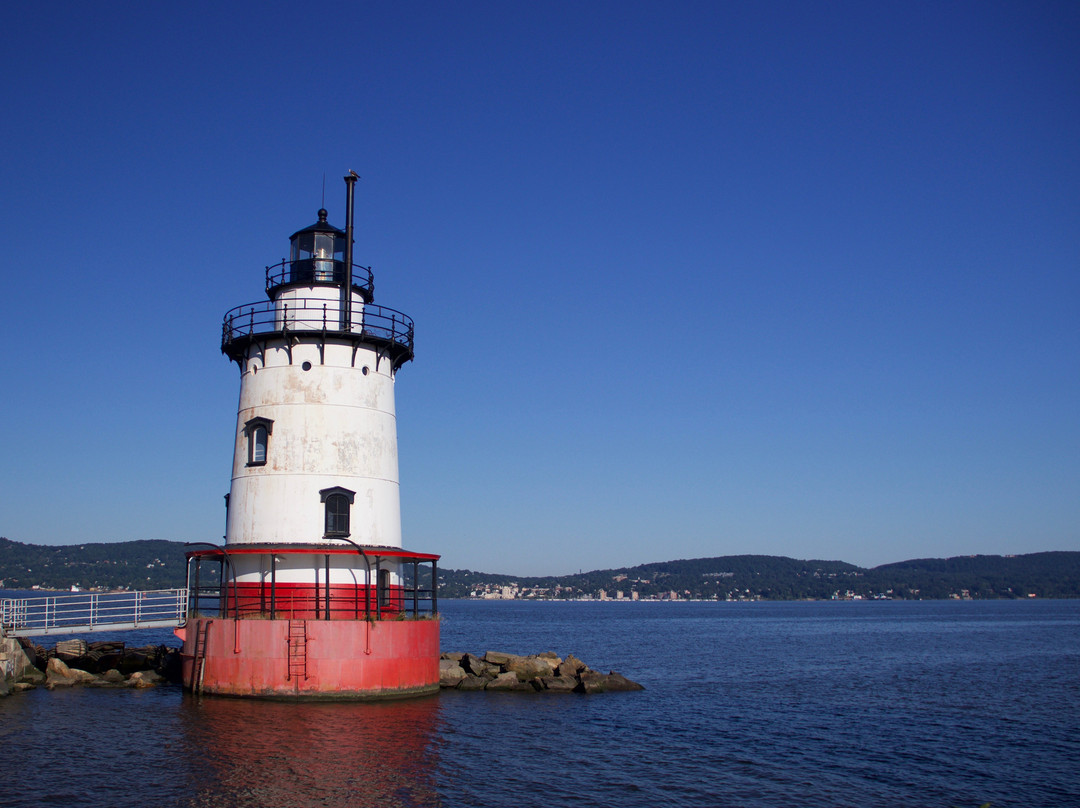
(18, 666, 45, 686)
(557, 654, 587, 677)
(117, 648, 152, 674)
(485, 671, 532, 691)
(577, 670, 607, 694)
(128, 670, 163, 689)
(102, 669, 126, 684)
(69, 668, 98, 684)
(439, 651, 641, 696)
(577, 670, 643, 693)
(461, 653, 499, 678)
(46, 656, 95, 686)
(45, 674, 75, 690)
(536, 674, 578, 693)
(440, 652, 465, 662)
(47, 657, 72, 677)
(159, 648, 183, 683)
(483, 651, 522, 666)
(439, 660, 467, 687)
(17, 638, 40, 670)
(457, 675, 488, 691)
(506, 656, 555, 682)
(601, 671, 644, 691)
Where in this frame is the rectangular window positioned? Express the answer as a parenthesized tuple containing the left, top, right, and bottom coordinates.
(252, 426, 267, 464)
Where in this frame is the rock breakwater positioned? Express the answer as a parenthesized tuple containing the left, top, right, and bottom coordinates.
(440, 651, 643, 693)
(0, 637, 180, 696)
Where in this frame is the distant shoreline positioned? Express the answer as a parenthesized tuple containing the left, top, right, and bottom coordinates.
(2, 538, 1077, 600)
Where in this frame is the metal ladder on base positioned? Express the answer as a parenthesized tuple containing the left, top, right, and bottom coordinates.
(286, 620, 308, 684)
(191, 620, 212, 695)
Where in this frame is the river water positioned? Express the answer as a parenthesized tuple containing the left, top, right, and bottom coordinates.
(2, 598, 1077, 807)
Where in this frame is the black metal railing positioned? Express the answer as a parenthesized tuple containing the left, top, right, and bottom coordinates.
(265, 259, 375, 299)
(184, 554, 438, 622)
(221, 299, 414, 359)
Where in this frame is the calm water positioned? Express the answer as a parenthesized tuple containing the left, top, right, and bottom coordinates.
(2, 599, 1078, 807)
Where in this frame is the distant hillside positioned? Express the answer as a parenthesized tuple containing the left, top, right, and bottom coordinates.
(0, 537, 1076, 600)
(440, 552, 1080, 600)
(0, 537, 186, 591)
(862, 552, 1080, 599)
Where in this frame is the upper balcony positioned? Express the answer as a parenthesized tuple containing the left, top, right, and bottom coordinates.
(222, 298, 414, 370)
(265, 259, 375, 303)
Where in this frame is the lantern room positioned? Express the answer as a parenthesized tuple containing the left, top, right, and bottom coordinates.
(287, 208, 346, 284)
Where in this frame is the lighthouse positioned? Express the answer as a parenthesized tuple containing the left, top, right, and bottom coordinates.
(179, 174, 440, 699)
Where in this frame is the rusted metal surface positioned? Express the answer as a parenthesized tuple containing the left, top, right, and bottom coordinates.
(181, 616, 440, 699)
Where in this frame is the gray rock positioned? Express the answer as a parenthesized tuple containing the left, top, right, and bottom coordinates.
(483, 651, 522, 666)
(128, 670, 163, 688)
(506, 656, 555, 682)
(102, 669, 126, 684)
(440, 652, 465, 661)
(485, 671, 532, 691)
(462, 653, 499, 678)
(45, 674, 75, 690)
(457, 675, 488, 691)
(18, 667, 45, 685)
(45, 657, 95, 688)
(439, 660, 467, 687)
(578, 670, 607, 694)
(557, 654, 587, 677)
(70, 668, 98, 684)
(439, 651, 641, 696)
(46, 657, 74, 678)
(537, 674, 579, 693)
(602, 671, 644, 691)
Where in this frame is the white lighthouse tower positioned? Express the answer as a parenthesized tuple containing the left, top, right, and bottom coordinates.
(180, 175, 440, 699)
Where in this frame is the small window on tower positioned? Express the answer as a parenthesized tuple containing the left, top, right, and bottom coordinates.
(378, 568, 392, 608)
(243, 417, 274, 467)
(320, 486, 355, 538)
(252, 427, 267, 463)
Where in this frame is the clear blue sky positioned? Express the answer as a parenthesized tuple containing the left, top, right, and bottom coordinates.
(1, 1, 1076, 575)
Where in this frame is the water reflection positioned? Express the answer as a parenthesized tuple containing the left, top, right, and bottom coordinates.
(179, 694, 442, 808)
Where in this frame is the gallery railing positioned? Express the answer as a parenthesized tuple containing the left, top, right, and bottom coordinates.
(185, 549, 437, 623)
(264, 259, 375, 298)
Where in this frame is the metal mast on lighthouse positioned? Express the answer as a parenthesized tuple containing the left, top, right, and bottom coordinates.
(179, 175, 440, 699)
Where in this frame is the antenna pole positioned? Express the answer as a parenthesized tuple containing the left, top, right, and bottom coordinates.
(343, 172, 358, 331)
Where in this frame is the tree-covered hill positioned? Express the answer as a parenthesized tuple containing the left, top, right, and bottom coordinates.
(0, 537, 187, 591)
(0, 536, 1076, 600)
(863, 552, 1080, 599)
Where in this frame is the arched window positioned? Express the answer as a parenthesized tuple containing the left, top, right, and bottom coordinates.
(319, 486, 355, 538)
(243, 417, 274, 467)
(251, 426, 268, 463)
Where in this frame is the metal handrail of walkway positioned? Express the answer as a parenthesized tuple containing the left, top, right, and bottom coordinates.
(0, 589, 188, 638)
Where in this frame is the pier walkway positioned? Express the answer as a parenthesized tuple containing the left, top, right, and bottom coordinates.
(0, 589, 187, 637)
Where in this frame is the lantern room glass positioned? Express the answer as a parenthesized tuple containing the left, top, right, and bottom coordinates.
(289, 229, 346, 284)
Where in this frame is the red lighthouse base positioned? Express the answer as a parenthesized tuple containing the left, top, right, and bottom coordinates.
(178, 616, 440, 699)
